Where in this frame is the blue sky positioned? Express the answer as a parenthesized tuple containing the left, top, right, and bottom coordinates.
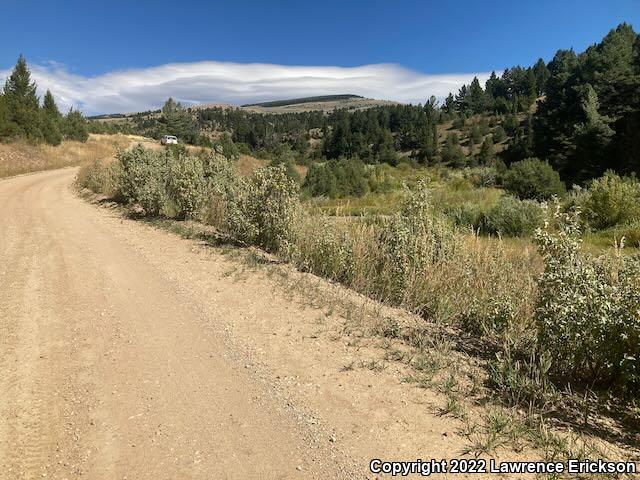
(1, 0, 638, 113)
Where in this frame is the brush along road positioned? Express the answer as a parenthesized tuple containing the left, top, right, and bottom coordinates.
(0, 168, 523, 479)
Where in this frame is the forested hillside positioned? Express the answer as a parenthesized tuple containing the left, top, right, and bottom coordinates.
(91, 23, 639, 191)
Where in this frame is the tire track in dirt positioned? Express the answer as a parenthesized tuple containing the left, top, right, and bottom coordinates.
(0, 169, 358, 479)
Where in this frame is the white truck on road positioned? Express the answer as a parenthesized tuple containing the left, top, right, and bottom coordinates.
(160, 135, 178, 145)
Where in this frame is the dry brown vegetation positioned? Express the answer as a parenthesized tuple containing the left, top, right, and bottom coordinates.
(0, 133, 233, 180)
(0, 134, 150, 179)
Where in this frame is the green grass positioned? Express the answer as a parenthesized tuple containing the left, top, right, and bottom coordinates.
(304, 163, 504, 219)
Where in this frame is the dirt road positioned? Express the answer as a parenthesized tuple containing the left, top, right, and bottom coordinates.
(0, 168, 475, 479)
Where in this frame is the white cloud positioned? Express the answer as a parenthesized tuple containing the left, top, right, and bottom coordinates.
(0, 60, 493, 115)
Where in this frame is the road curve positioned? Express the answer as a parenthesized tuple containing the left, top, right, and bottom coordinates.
(0, 168, 356, 479)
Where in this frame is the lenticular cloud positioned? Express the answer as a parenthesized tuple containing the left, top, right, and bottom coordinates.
(0, 60, 492, 115)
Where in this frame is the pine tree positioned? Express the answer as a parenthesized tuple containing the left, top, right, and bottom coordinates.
(571, 84, 615, 181)
(0, 94, 18, 139)
(467, 77, 487, 114)
(478, 136, 496, 164)
(485, 71, 498, 99)
(455, 85, 468, 114)
(4, 55, 39, 109)
(532, 58, 550, 95)
(43, 90, 61, 119)
(440, 132, 465, 167)
(524, 69, 537, 103)
(41, 90, 62, 145)
(444, 93, 455, 115)
(160, 98, 198, 144)
(63, 108, 89, 142)
(3, 55, 42, 141)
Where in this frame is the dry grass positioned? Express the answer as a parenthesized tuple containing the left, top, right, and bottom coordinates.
(237, 154, 269, 176)
(0, 134, 146, 179)
(0, 133, 216, 180)
(237, 153, 307, 179)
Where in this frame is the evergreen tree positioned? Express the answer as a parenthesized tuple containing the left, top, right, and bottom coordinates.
(376, 129, 398, 166)
(467, 136, 476, 163)
(43, 90, 61, 119)
(41, 90, 63, 145)
(4, 55, 39, 109)
(532, 58, 550, 95)
(455, 85, 468, 114)
(485, 71, 498, 99)
(532, 24, 639, 183)
(524, 69, 537, 104)
(0, 94, 18, 138)
(478, 135, 496, 164)
(570, 84, 615, 181)
(444, 93, 455, 115)
(63, 108, 89, 142)
(3, 55, 41, 142)
(440, 133, 465, 167)
(160, 97, 198, 143)
(467, 77, 487, 114)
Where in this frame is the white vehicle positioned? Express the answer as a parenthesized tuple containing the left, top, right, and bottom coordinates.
(161, 135, 178, 145)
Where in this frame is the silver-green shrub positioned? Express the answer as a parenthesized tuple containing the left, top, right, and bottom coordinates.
(116, 144, 168, 215)
(377, 182, 458, 308)
(226, 164, 300, 254)
(200, 150, 244, 229)
(534, 206, 640, 393)
(165, 152, 206, 219)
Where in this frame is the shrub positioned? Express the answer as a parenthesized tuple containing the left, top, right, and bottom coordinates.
(493, 125, 507, 143)
(77, 159, 107, 194)
(269, 148, 301, 183)
(443, 202, 486, 230)
(77, 158, 124, 199)
(440, 133, 466, 167)
(200, 150, 242, 227)
(463, 166, 497, 187)
(292, 179, 535, 334)
(164, 152, 206, 219)
(600, 223, 640, 248)
(227, 164, 300, 253)
(534, 207, 640, 393)
(211, 133, 240, 160)
(502, 158, 565, 200)
(63, 109, 89, 142)
(293, 217, 358, 284)
(376, 182, 458, 308)
(116, 145, 168, 215)
(302, 158, 368, 198)
(581, 172, 640, 230)
(483, 195, 545, 237)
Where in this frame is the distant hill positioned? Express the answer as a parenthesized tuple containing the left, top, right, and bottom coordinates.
(240, 95, 399, 114)
(242, 94, 362, 108)
(90, 95, 400, 120)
